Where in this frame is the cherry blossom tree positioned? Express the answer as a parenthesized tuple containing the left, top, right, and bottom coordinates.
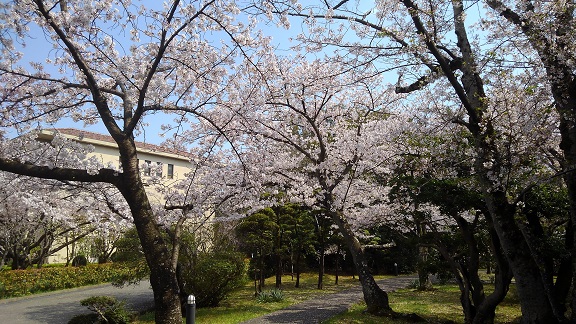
(0, 175, 87, 269)
(385, 112, 514, 322)
(0, 132, 131, 268)
(0, 1, 268, 322)
(263, 0, 567, 322)
(481, 2, 576, 321)
(223, 54, 409, 315)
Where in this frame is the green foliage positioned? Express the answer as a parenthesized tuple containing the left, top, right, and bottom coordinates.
(363, 225, 418, 275)
(407, 279, 420, 290)
(235, 208, 277, 255)
(72, 296, 132, 324)
(67, 313, 99, 324)
(389, 176, 484, 217)
(179, 250, 247, 308)
(71, 255, 88, 267)
(111, 228, 145, 263)
(256, 288, 285, 303)
(0, 263, 145, 299)
(109, 260, 149, 287)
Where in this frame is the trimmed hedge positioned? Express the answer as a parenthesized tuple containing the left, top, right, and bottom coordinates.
(0, 262, 147, 299)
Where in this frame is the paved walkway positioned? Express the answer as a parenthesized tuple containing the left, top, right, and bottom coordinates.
(241, 275, 417, 324)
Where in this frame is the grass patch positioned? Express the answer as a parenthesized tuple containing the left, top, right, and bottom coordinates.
(325, 284, 521, 324)
(133, 273, 369, 323)
(195, 273, 371, 323)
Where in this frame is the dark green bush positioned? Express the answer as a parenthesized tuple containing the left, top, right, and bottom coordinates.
(179, 251, 247, 307)
(111, 228, 145, 263)
(72, 255, 88, 267)
(67, 313, 99, 324)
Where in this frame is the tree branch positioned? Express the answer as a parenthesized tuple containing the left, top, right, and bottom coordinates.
(0, 158, 120, 186)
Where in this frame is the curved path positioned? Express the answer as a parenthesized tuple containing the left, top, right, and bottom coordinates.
(241, 275, 417, 324)
(0, 281, 154, 324)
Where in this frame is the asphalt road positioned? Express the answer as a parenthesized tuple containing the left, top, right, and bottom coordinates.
(0, 281, 154, 324)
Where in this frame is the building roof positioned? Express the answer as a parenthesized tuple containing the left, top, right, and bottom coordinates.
(41, 128, 192, 160)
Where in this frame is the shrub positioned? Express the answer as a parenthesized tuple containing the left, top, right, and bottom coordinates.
(67, 314, 99, 324)
(407, 279, 420, 290)
(111, 228, 145, 263)
(73, 296, 133, 324)
(256, 288, 285, 303)
(0, 263, 147, 299)
(72, 255, 88, 267)
(179, 251, 247, 307)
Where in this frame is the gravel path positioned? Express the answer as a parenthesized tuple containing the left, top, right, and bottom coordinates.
(240, 275, 417, 324)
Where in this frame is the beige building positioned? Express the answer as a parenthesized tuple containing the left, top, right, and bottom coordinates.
(38, 128, 192, 185)
(38, 128, 194, 263)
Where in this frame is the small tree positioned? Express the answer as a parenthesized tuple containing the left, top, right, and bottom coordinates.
(235, 208, 276, 291)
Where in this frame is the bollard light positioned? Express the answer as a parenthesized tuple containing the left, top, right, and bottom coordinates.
(186, 295, 196, 324)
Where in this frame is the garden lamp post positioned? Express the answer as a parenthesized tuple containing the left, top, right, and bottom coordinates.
(186, 295, 196, 324)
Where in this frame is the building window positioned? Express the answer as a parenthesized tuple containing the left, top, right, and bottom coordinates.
(144, 160, 151, 176)
(156, 162, 162, 177)
(167, 164, 174, 179)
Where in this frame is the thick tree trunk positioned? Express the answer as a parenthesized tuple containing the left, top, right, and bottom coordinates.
(415, 213, 432, 291)
(555, 222, 573, 317)
(331, 210, 392, 315)
(416, 244, 432, 290)
(123, 197, 181, 323)
(117, 144, 181, 324)
(563, 163, 576, 322)
(472, 216, 513, 324)
(483, 190, 557, 323)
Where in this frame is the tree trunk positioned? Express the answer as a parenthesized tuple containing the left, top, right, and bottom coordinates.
(259, 253, 265, 290)
(117, 145, 181, 324)
(275, 253, 282, 288)
(483, 190, 557, 323)
(335, 244, 340, 285)
(295, 252, 301, 288)
(123, 200, 181, 323)
(317, 244, 325, 290)
(416, 222, 432, 290)
(554, 222, 573, 316)
(472, 216, 513, 324)
(416, 259, 432, 291)
(481, 3, 576, 321)
(331, 210, 392, 315)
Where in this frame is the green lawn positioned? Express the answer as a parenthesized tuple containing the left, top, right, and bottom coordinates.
(134, 273, 367, 323)
(133, 274, 521, 323)
(325, 284, 521, 324)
